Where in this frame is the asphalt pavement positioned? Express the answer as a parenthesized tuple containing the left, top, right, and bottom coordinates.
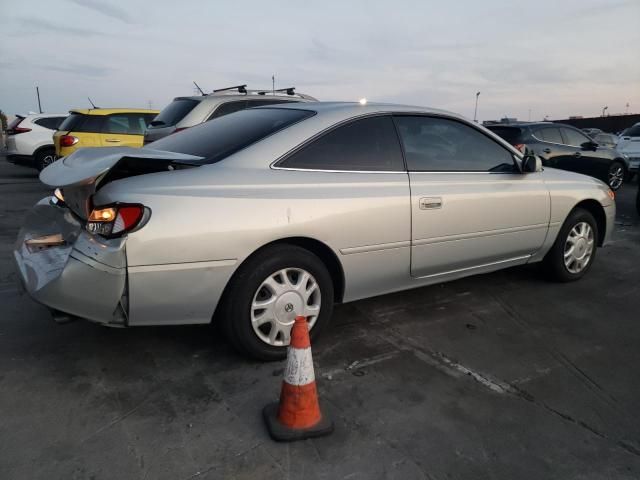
(1, 156, 639, 480)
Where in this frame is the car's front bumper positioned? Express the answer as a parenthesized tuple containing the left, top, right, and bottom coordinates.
(627, 156, 640, 172)
(13, 198, 128, 325)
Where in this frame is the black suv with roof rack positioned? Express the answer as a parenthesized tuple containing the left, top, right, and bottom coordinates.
(486, 122, 629, 190)
(143, 84, 317, 145)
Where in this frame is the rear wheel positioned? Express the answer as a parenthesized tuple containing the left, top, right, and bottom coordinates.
(219, 244, 334, 361)
(35, 148, 57, 171)
(543, 208, 598, 282)
(607, 161, 625, 190)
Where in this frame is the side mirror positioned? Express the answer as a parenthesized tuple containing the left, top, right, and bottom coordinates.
(582, 141, 598, 151)
(522, 150, 541, 173)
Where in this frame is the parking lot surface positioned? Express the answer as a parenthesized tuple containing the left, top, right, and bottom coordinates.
(1, 157, 639, 480)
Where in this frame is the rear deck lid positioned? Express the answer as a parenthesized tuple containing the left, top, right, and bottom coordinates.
(39, 147, 203, 218)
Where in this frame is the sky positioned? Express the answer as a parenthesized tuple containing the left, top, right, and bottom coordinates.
(0, 0, 638, 122)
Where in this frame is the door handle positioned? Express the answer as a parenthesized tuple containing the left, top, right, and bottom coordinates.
(105, 138, 121, 143)
(419, 197, 442, 210)
(543, 148, 552, 153)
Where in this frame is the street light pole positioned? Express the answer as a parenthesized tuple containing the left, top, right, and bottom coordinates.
(473, 91, 481, 122)
(602, 106, 608, 117)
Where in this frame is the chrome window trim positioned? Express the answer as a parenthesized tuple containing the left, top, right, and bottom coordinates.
(271, 112, 525, 175)
(271, 166, 407, 174)
(272, 166, 525, 175)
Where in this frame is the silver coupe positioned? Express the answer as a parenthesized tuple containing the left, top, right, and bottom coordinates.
(14, 102, 616, 360)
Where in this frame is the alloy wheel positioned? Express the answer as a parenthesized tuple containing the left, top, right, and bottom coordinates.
(608, 164, 624, 190)
(563, 222, 594, 274)
(251, 268, 321, 346)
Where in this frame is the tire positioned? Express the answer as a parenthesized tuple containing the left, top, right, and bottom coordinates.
(35, 148, 57, 171)
(543, 208, 598, 282)
(219, 244, 334, 361)
(607, 161, 625, 191)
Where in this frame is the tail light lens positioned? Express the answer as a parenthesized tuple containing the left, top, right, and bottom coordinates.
(87, 204, 148, 238)
(513, 143, 526, 153)
(10, 126, 32, 135)
(60, 135, 79, 147)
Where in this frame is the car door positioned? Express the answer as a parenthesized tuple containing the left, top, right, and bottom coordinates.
(394, 115, 550, 278)
(558, 127, 609, 182)
(530, 126, 570, 168)
(275, 114, 411, 300)
(101, 114, 138, 148)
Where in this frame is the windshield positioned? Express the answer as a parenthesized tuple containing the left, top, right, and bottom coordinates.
(622, 124, 640, 137)
(146, 107, 315, 164)
(150, 98, 199, 127)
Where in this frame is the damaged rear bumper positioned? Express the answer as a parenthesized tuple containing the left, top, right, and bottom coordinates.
(13, 197, 128, 326)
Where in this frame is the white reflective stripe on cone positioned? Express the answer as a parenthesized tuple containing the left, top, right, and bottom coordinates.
(283, 347, 315, 386)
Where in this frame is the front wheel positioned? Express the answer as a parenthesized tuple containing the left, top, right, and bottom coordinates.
(543, 208, 598, 282)
(607, 161, 625, 191)
(219, 244, 334, 361)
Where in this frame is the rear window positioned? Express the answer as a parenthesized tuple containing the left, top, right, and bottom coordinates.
(58, 113, 104, 133)
(623, 124, 640, 137)
(486, 126, 524, 144)
(150, 99, 199, 127)
(146, 107, 315, 164)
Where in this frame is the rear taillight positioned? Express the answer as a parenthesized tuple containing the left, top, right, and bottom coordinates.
(11, 126, 32, 134)
(87, 204, 148, 238)
(513, 143, 526, 153)
(60, 135, 79, 147)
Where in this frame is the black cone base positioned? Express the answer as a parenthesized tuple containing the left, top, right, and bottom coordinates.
(263, 402, 334, 442)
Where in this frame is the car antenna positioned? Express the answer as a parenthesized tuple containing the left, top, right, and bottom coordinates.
(88, 97, 99, 109)
(193, 81, 207, 96)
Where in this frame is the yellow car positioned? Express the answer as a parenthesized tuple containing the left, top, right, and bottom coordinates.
(54, 108, 159, 157)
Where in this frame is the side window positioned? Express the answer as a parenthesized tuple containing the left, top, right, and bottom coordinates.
(278, 116, 404, 171)
(208, 101, 248, 120)
(395, 116, 515, 172)
(34, 118, 59, 130)
(127, 114, 148, 135)
(536, 127, 563, 144)
(561, 127, 591, 147)
(104, 115, 131, 134)
(247, 99, 295, 107)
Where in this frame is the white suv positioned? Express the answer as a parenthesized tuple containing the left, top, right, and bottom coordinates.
(144, 84, 316, 144)
(6, 113, 68, 170)
(617, 123, 640, 175)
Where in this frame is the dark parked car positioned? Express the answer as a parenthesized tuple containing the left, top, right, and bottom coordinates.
(487, 122, 629, 190)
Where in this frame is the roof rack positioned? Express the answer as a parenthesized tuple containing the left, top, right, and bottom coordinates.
(212, 84, 247, 94)
(207, 84, 317, 101)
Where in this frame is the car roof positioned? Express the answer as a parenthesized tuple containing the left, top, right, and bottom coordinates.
(173, 94, 314, 103)
(69, 108, 160, 116)
(261, 101, 467, 121)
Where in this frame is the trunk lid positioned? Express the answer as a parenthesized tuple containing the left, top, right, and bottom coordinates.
(40, 146, 203, 218)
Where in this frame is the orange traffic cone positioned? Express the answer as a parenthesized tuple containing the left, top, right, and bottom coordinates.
(263, 315, 334, 441)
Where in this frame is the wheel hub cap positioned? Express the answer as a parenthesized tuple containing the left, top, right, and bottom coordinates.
(251, 268, 321, 347)
(564, 222, 594, 274)
(609, 166, 623, 189)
